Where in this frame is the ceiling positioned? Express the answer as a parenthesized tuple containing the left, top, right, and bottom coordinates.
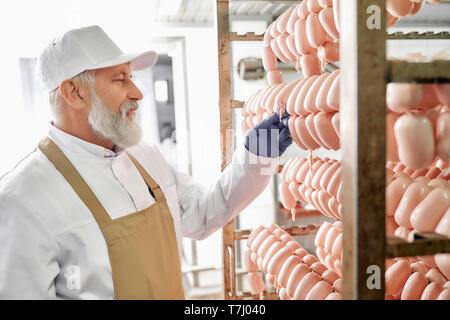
(155, 0, 450, 28)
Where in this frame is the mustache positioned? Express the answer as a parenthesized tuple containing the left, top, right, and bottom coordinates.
(120, 100, 139, 114)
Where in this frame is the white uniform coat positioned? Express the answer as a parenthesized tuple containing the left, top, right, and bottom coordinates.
(0, 125, 279, 299)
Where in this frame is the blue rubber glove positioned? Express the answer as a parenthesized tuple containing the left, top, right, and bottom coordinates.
(244, 109, 292, 158)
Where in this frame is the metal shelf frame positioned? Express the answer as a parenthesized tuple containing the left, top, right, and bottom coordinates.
(216, 0, 450, 301)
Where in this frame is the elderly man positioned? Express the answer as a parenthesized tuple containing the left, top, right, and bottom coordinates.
(0, 25, 292, 299)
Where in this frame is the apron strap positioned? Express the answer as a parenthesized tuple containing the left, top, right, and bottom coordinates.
(125, 152, 165, 202)
(38, 137, 112, 226)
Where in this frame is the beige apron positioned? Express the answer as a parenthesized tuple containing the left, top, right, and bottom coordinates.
(38, 137, 185, 300)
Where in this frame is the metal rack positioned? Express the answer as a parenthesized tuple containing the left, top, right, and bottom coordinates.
(215, 0, 450, 300)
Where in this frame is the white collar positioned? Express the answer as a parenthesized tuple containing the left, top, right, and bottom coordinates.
(47, 123, 124, 159)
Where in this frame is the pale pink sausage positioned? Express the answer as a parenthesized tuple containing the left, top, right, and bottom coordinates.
(305, 280, 333, 300)
(401, 272, 428, 300)
(288, 158, 305, 182)
(411, 261, 430, 275)
(318, 7, 339, 39)
(262, 241, 285, 273)
(286, 4, 301, 35)
(277, 34, 297, 62)
(321, 269, 339, 285)
(295, 248, 309, 259)
(286, 263, 311, 297)
(267, 247, 294, 275)
(318, 41, 339, 64)
(289, 116, 308, 150)
(324, 226, 340, 254)
(294, 19, 313, 55)
(434, 84, 450, 106)
(326, 166, 342, 198)
(262, 45, 277, 71)
(280, 182, 297, 210)
(311, 262, 328, 276)
(316, 71, 339, 112)
(386, 112, 400, 162)
(270, 38, 289, 63)
(247, 225, 265, 249)
(303, 254, 319, 266)
(333, 278, 342, 293)
(435, 207, 450, 237)
(289, 181, 303, 202)
(300, 54, 322, 78)
(428, 178, 450, 190)
(419, 255, 438, 268)
(332, 0, 340, 33)
(314, 112, 340, 150)
(257, 235, 278, 259)
(385, 260, 412, 295)
(304, 73, 329, 114)
(436, 111, 450, 162)
(244, 249, 258, 272)
(387, 0, 414, 17)
(295, 116, 321, 149)
(296, 158, 315, 182)
(266, 273, 277, 288)
(386, 83, 422, 113)
(276, 5, 296, 34)
(286, 240, 302, 252)
(331, 233, 343, 259)
(293, 272, 321, 300)
(320, 161, 340, 190)
(287, 79, 307, 115)
(421, 282, 444, 300)
(311, 161, 332, 189)
(267, 70, 283, 85)
(307, 0, 322, 13)
(395, 113, 435, 170)
(263, 22, 275, 46)
(306, 113, 327, 148)
(411, 188, 450, 232)
(409, 0, 424, 16)
(280, 158, 295, 182)
(295, 76, 318, 116)
(269, 18, 281, 38)
(297, 0, 310, 19)
(417, 84, 440, 109)
(325, 292, 343, 300)
(386, 175, 413, 217)
(394, 181, 431, 228)
(250, 229, 271, 253)
(248, 272, 265, 294)
(314, 222, 333, 248)
(437, 289, 450, 300)
(386, 12, 399, 27)
(327, 71, 340, 111)
(278, 255, 303, 288)
(279, 287, 290, 300)
(306, 13, 328, 48)
(280, 233, 295, 245)
(318, 0, 333, 8)
(267, 84, 287, 113)
(426, 268, 448, 285)
(286, 34, 301, 58)
(434, 254, 450, 280)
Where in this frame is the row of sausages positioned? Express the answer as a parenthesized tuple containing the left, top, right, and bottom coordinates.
(262, 0, 439, 82)
(245, 224, 343, 300)
(263, 0, 340, 80)
(315, 221, 450, 299)
(279, 157, 343, 220)
(242, 71, 341, 150)
(385, 258, 450, 300)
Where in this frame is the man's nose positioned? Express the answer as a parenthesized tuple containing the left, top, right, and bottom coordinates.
(128, 81, 144, 101)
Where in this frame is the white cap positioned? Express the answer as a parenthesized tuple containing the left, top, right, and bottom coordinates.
(36, 25, 158, 93)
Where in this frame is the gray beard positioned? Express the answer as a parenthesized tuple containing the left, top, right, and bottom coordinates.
(87, 88, 143, 149)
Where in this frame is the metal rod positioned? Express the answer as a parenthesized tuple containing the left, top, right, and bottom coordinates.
(388, 60, 450, 83)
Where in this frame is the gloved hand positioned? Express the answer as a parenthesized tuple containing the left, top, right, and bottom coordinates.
(244, 109, 292, 158)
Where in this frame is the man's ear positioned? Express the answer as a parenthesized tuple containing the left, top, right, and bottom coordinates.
(59, 79, 89, 110)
